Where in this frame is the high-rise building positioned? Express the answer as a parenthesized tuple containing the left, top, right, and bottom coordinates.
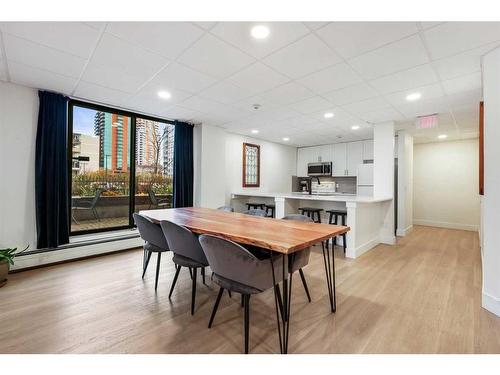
(135, 118, 174, 175)
(163, 125, 175, 177)
(94, 112, 131, 172)
(71, 133, 99, 175)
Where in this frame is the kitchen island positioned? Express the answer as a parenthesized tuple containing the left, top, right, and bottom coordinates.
(231, 192, 394, 259)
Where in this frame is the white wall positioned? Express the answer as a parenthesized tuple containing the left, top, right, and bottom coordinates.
(396, 130, 414, 236)
(0, 81, 38, 250)
(413, 139, 480, 231)
(225, 132, 297, 203)
(482, 46, 500, 316)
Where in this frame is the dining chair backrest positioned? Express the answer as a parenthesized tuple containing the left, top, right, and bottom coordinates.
(282, 214, 313, 222)
(199, 234, 284, 292)
(160, 220, 208, 265)
(217, 206, 234, 212)
(242, 209, 267, 217)
(148, 187, 158, 206)
(133, 213, 169, 250)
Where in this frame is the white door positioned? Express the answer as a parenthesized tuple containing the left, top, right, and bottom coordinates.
(332, 143, 347, 176)
(347, 141, 364, 176)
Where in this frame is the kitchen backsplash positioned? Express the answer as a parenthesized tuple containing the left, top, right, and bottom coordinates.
(312, 176, 357, 194)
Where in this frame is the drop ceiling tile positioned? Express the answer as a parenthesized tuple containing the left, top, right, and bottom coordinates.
(310, 107, 357, 124)
(424, 22, 500, 60)
(177, 34, 255, 79)
(446, 89, 482, 111)
(348, 35, 429, 80)
(106, 22, 204, 60)
(226, 62, 290, 95)
(74, 81, 133, 107)
(316, 22, 418, 59)
(384, 83, 444, 107)
(247, 106, 302, 123)
(394, 96, 449, 118)
(419, 22, 446, 30)
(324, 82, 378, 106)
(210, 22, 310, 59)
(260, 81, 314, 106)
(433, 42, 499, 80)
(369, 64, 438, 95)
(298, 62, 362, 94)
(149, 62, 217, 94)
(91, 33, 168, 81)
(180, 95, 249, 119)
(199, 80, 253, 104)
(81, 62, 153, 94)
(0, 58, 7, 81)
(83, 22, 107, 33)
(3, 34, 87, 78)
(359, 107, 405, 123)
(193, 22, 217, 30)
(231, 95, 279, 113)
(160, 105, 207, 122)
(303, 22, 330, 30)
(292, 96, 335, 114)
(342, 97, 391, 116)
(442, 72, 482, 95)
(129, 82, 193, 114)
(0, 22, 100, 58)
(9, 61, 78, 94)
(263, 34, 342, 79)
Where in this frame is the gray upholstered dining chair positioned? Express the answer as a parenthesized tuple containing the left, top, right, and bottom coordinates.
(217, 206, 234, 212)
(282, 214, 313, 303)
(198, 234, 285, 354)
(133, 213, 170, 291)
(242, 208, 268, 217)
(160, 220, 209, 315)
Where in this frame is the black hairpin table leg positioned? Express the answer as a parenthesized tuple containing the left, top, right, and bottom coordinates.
(322, 238, 336, 313)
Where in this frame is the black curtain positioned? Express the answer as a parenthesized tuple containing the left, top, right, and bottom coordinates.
(35, 91, 70, 249)
(173, 121, 194, 208)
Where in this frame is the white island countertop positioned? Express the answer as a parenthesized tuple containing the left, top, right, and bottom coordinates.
(231, 191, 392, 203)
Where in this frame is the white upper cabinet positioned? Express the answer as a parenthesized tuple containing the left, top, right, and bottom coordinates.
(296, 147, 309, 176)
(347, 141, 364, 176)
(362, 139, 374, 161)
(332, 143, 347, 176)
(318, 144, 333, 162)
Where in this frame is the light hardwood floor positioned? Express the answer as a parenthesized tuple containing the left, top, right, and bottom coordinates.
(1, 225, 499, 354)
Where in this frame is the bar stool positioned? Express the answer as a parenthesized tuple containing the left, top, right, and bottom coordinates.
(246, 202, 265, 210)
(326, 209, 347, 254)
(265, 204, 275, 218)
(298, 207, 323, 223)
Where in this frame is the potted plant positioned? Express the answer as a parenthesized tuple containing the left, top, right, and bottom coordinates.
(0, 246, 28, 287)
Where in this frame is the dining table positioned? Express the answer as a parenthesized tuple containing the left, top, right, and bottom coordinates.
(139, 207, 350, 354)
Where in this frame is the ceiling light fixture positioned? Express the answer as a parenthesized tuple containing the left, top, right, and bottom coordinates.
(406, 92, 422, 102)
(324, 112, 334, 119)
(282, 137, 290, 142)
(251, 129, 259, 134)
(157, 90, 172, 100)
(438, 134, 448, 139)
(351, 125, 360, 130)
(251, 25, 270, 39)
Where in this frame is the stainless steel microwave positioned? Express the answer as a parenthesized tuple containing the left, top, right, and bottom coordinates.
(307, 162, 332, 176)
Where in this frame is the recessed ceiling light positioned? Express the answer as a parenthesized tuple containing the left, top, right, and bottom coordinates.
(406, 92, 422, 102)
(438, 134, 448, 139)
(251, 129, 259, 134)
(251, 25, 270, 39)
(351, 125, 360, 130)
(282, 137, 290, 142)
(158, 90, 171, 100)
(324, 112, 334, 119)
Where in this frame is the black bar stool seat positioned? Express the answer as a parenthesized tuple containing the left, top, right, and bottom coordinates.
(298, 207, 323, 223)
(326, 209, 347, 254)
(264, 204, 275, 218)
(246, 202, 265, 210)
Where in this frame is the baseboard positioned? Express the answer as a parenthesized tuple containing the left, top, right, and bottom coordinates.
(380, 235, 396, 245)
(349, 236, 380, 259)
(11, 237, 143, 271)
(413, 219, 479, 232)
(396, 225, 413, 237)
(482, 292, 500, 317)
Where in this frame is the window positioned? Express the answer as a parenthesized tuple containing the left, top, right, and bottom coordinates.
(242, 142, 260, 187)
(69, 101, 175, 234)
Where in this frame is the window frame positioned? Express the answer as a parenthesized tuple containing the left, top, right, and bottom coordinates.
(67, 99, 176, 236)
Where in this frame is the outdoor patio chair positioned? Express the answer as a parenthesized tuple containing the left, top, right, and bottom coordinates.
(148, 187, 170, 210)
(71, 188, 104, 224)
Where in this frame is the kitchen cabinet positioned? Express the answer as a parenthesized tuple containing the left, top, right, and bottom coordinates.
(332, 143, 347, 176)
(363, 139, 374, 161)
(347, 141, 363, 176)
(296, 147, 309, 176)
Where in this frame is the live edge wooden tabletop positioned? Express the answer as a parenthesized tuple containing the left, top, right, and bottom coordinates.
(139, 207, 350, 255)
